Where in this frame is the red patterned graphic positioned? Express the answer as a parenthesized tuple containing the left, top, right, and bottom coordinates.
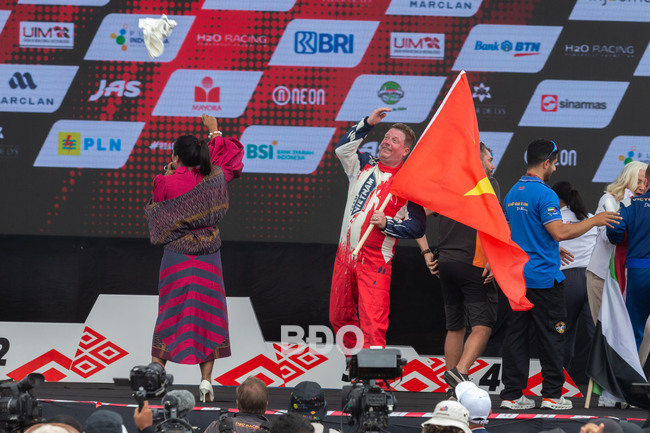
(524, 369, 583, 398)
(214, 344, 329, 387)
(389, 357, 489, 393)
(70, 327, 129, 379)
(7, 349, 73, 382)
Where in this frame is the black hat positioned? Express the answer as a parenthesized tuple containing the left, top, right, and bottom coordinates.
(289, 381, 327, 421)
(84, 410, 126, 433)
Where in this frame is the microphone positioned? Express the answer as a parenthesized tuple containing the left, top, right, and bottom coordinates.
(162, 390, 196, 417)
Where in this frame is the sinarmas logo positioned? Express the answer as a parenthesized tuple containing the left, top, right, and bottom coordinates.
(8, 72, 37, 90)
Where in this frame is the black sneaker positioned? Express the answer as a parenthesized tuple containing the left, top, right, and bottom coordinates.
(445, 387, 457, 401)
(443, 367, 470, 389)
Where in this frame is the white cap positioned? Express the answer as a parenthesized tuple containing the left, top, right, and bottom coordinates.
(422, 400, 471, 433)
(455, 382, 491, 425)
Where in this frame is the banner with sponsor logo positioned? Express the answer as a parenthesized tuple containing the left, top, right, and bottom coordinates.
(0, 0, 649, 243)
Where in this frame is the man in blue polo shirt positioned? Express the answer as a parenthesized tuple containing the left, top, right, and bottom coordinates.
(500, 139, 620, 411)
(607, 164, 650, 349)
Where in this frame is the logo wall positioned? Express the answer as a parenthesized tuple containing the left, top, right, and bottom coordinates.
(336, 75, 446, 123)
(0, 10, 10, 35)
(153, 70, 262, 117)
(385, 0, 483, 16)
(593, 136, 650, 183)
(84, 14, 194, 62)
(390, 32, 445, 59)
(634, 41, 650, 76)
(0, 64, 78, 113)
(20, 21, 74, 49)
(33, 120, 144, 169)
(202, 0, 297, 11)
(241, 126, 336, 175)
(269, 19, 379, 67)
(478, 131, 513, 171)
(570, 0, 650, 22)
(452, 24, 562, 73)
(518, 80, 628, 128)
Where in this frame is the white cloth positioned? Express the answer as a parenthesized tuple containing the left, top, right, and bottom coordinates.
(311, 423, 340, 433)
(586, 189, 634, 279)
(138, 14, 177, 58)
(559, 206, 596, 270)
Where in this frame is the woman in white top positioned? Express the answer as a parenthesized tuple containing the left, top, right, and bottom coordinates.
(552, 181, 596, 371)
(585, 160, 648, 324)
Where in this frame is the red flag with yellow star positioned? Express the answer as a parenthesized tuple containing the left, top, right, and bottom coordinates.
(390, 71, 532, 310)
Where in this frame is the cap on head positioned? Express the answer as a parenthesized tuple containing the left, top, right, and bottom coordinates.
(289, 381, 327, 421)
(421, 400, 471, 433)
(455, 382, 491, 425)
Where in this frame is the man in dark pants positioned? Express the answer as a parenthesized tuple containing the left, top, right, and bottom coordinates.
(416, 142, 499, 396)
(500, 139, 620, 410)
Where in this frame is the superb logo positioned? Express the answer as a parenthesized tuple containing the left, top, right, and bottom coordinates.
(541, 94, 558, 112)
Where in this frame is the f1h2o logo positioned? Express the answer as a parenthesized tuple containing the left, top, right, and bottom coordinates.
(9, 72, 37, 90)
(294, 31, 354, 54)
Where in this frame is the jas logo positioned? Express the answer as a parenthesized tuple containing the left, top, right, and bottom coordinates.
(89, 80, 141, 101)
(9, 72, 37, 90)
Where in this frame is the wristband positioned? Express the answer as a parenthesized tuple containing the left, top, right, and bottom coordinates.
(208, 130, 222, 139)
(421, 248, 432, 256)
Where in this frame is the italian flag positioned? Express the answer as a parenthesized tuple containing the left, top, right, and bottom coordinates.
(586, 251, 650, 408)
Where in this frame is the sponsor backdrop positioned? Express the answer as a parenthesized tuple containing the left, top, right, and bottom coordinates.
(1, 0, 650, 243)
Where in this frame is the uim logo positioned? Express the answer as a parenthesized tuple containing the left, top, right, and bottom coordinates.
(9, 73, 37, 90)
(294, 31, 354, 54)
(89, 80, 141, 101)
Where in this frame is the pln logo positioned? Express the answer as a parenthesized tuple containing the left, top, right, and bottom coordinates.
(541, 94, 558, 112)
(294, 31, 354, 54)
(89, 80, 141, 101)
(57, 131, 123, 156)
(246, 141, 278, 159)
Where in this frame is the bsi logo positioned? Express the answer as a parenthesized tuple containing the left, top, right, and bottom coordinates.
(246, 141, 276, 159)
(89, 80, 141, 101)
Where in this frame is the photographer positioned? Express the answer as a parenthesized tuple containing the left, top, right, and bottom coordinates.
(288, 381, 339, 433)
(134, 401, 155, 433)
(205, 377, 271, 433)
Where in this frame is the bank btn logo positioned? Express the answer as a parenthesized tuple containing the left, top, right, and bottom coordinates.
(269, 19, 379, 67)
(593, 136, 650, 183)
(337, 75, 445, 123)
(202, 0, 296, 11)
(570, 0, 650, 22)
(153, 70, 262, 117)
(241, 126, 336, 175)
(385, 0, 482, 16)
(519, 80, 628, 128)
(34, 120, 144, 169)
(453, 25, 562, 73)
(85, 14, 194, 62)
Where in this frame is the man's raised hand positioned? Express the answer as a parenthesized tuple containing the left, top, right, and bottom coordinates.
(367, 107, 392, 126)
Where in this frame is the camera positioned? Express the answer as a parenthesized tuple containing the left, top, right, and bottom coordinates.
(129, 362, 173, 408)
(0, 373, 45, 433)
(342, 349, 406, 433)
(151, 390, 196, 433)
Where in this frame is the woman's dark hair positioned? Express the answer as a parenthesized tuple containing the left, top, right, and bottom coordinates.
(173, 135, 212, 176)
(552, 181, 588, 220)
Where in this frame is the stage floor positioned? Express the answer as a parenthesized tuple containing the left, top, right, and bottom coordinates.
(33, 382, 649, 433)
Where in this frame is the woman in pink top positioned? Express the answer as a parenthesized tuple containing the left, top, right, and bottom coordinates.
(145, 114, 244, 403)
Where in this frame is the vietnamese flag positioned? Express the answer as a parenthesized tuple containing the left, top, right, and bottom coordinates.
(390, 71, 532, 310)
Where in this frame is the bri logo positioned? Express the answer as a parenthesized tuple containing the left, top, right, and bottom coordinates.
(294, 31, 354, 54)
